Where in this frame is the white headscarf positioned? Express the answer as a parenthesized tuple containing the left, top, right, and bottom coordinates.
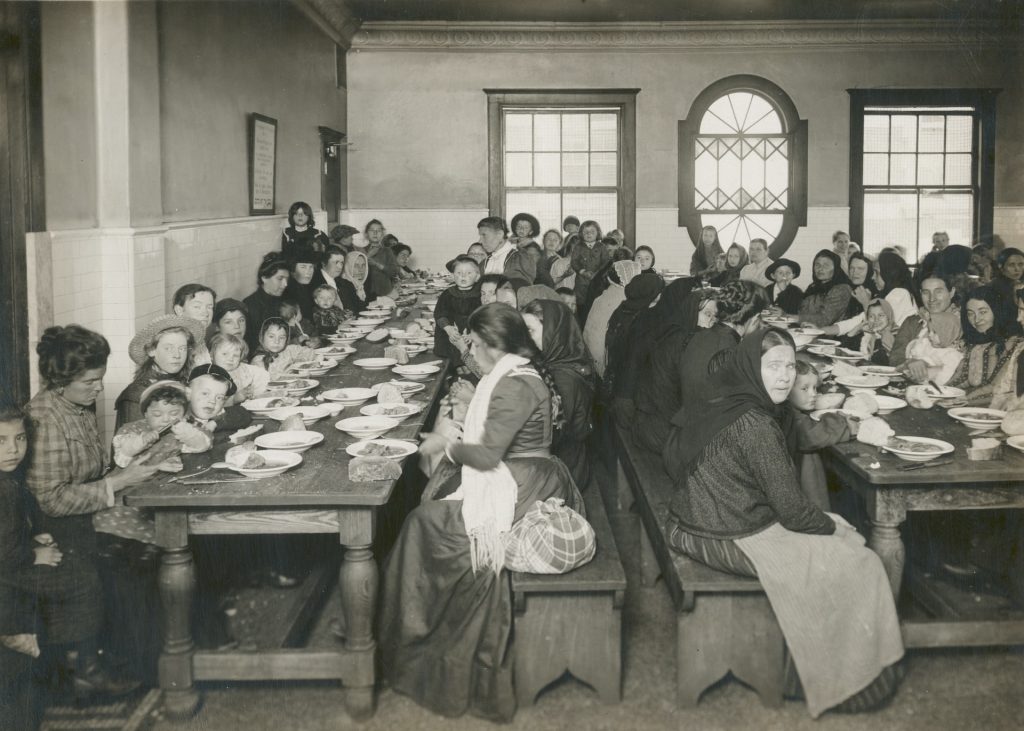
(343, 250, 369, 300)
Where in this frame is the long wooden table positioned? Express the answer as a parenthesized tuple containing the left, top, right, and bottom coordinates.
(126, 300, 446, 721)
(822, 403, 1024, 648)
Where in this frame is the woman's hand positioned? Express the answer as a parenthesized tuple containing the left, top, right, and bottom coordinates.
(449, 380, 475, 404)
(418, 431, 450, 457)
(852, 285, 872, 311)
(901, 359, 930, 384)
(106, 457, 161, 493)
(33, 544, 62, 567)
(1, 634, 40, 658)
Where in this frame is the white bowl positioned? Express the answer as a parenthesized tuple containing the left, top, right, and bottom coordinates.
(254, 430, 324, 452)
(315, 345, 356, 359)
(269, 405, 332, 425)
(340, 325, 374, 334)
(872, 395, 908, 415)
(860, 365, 900, 379)
(947, 407, 1007, 431)
(345, 438, 418, 460)
(790, 331, 817, 349)
(335, 416, 402, 439)
(242, 396, 300, 414)
(229, 449, 303, 477)
(354, 357, 398, 371)
(392, 364, 441, 381)
(882, 436, 955, 462)
(922, 384, 967, 401)
(326, 332, 362, 342)
(836, 375, 889, 390)
(371, 380, 426, 396)
(404, 344, 429, 356)
(288, 358, 337, 376)
(353, 317, 389, 326)
(360, 402, 422, 419)
(278, 378, 319, 395)
(320, 387, 376, 406)
(1007, 435, 1024, 454)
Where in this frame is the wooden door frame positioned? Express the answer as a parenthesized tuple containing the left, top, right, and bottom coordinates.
(318, 125, 345, 224)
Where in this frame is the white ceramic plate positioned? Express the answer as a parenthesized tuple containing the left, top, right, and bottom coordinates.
(353, 317, 389, 326)
(371, 380, 426, 396)
(948, 407, 1006, 431)
(922, 384, 967, 400)
(268, 405, 332, 425)
(882, 436, 955, 462)
(254, 430, 324, 452)
(1007, 435, 1024, 454)
(346, 438, 418, 460)
(320, 387, 376, 405)
(809, 408, 868, 422)
(242, 396, 300, 414)
(836, 375, 889, 390)
(860, 365, 900, 377)
(392, 364, 441, 381)
(816, 338, 841, 347)
(278, 378, 319, 394)
(807, 345, 863, 361)
(404, 344, 429, 356)
(872, 395, 908, 415)
(288, 358, 337, 376)
(360, 402, 422, 419)
(334, 415, 402, 439)
(791, 326, 824, 337)
(353, 357, 398, 370)
(229, 449, 303, 478)
(315, 346, 356, 359)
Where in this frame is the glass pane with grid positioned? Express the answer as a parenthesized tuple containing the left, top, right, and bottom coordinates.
(700, 213, 783, 248)
(863, 192, 919, 257)
(562, 193, 618, 235)
(506, 192, 562, 238)
(920, 192, 973, 251)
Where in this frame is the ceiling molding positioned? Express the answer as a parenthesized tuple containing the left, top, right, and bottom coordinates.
(293, 0, 363, 49)
(350, 19, 1016, 53)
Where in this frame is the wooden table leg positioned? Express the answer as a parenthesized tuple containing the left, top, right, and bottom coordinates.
(156, 512, 199, 720)
(869, 519, 906, 600)
(339, 508, 378, 720)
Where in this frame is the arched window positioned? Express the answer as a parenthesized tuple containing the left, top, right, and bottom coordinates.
(679, 76, 807, 256)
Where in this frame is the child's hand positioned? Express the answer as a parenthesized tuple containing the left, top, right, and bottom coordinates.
(32, 533, 55, 547)
(34, 544, 62, 567)
(1, 634, 40, 658)
(449, 380, 476, 404)
(843, 414, 861, 437)
(418, 431, 450, 457)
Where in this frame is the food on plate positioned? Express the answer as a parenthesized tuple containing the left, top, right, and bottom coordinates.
(971, 437, 1000, 449)
(288, 379, 315, 388)
(359, 442, 407, 457)
(406, 322, 423, 335)
(1002, 410, 1024, 436)
(366, 328, 389, 342)
(348, 455, 402, 482)
(844, 393, 879, 416)
(956, 410, 1003, 422)
(856, 417, 895, 447)
(885, 437, 944, 453)
(264, 398, 292, 409)
(377, 384, 405, 405)
(225, 442, 258, 469)
(229, 424, 264, 444)
(815, 392, 845, 410)
(376, 405, 412, 417)
(280, 414, 307, 432)
(158, 455, 184, 473)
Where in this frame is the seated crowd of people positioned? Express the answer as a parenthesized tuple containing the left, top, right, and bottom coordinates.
(3, 199, 1024, 727)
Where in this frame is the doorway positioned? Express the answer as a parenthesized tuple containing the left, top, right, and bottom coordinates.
(319, 126, 346, 227)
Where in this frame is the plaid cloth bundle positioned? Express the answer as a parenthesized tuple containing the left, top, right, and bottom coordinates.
(505, 498, 596, 574)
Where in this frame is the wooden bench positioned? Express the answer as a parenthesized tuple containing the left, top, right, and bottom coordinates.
(511, 487, 626, 706)
(613, 424, 785, 708)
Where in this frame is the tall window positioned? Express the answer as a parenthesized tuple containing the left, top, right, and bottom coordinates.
(487, 90, 637, 243)
(679, 76, 807, 255)
(849, 90, 997, 261)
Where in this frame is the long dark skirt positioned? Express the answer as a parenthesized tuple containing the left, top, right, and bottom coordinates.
(379, 457, 581, 721)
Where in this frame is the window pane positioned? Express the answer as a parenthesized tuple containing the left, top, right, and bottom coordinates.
(863, 153, 889, 185)
(744, 95, 783, 134)
(533, 115, 560, 152)
(562, 152, 589, 186)
(506, 192, 562, 237)
(505, 153, 532, 186)
(917, 154, 944, 186)
(590, 153, 617, 186)
(704, 96, 740, 133)
(920, 192, 973, 252)
(533, 153, 560, 187)
(945, 154, 972, 185)
(863, 192, 918, 257)
(562, 192, 617, 234)
(918, 116, 945, 153)
(946, 115, 973, 152)
(765, 148, 788, 197)
(891, 115, 917, 152)
(890, 154, 916, 185)
(590, 114, 617, 151)
(863, 115, 889, 153)
(505, 114, 533, 151)
(699, 105, 735, 134)
(718, 144, 742, 202)
(701, 213, 783, 248)
(741, 153, 764, 207)
(561, 114, 588, 151)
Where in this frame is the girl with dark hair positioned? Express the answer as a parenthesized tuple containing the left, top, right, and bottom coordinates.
(249, 318, 316, 379)
(570, 220, 610, 304)
(243, 252, 292, 352)
(708, 243, 748, 287)
(874, 251, 919, 327)
(521, 299, 596, 487)
(208, 298, 248, 343)
(25, 327, 156, 701)
(379, 303, 584, 722)
(690, 225, 725, 279)
(281, 201, 328, 260)
(945, 286, 1024, 404)
(666, 329, 904, 716)
(392, 243, 418, 280)
(634, 245, 656, 271)
(798, 249, 854, 327)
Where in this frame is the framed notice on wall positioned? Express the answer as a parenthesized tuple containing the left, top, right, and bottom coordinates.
(248, 113, 277, 215)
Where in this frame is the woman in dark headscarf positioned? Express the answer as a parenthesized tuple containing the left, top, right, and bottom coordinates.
(520, 299, 596, 487)
(990, 247, 1024, 331)
(946, 286, 1024, 405)
(665, 328, 904, 717)
(798, 249, 854, 327)
(708, 243, 748, 287)
(603, 271, 665, 403)
(689, 225, 725, 278)
(875, 250, 919, 327)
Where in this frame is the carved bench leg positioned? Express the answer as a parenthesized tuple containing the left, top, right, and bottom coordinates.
(728, 594, 784, 708)
(639, 526, 660, 587)
(676, 601, 728, 707)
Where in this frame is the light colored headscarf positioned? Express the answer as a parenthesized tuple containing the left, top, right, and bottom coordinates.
(343, 250, 369, 300)
(613, 260, 642, 288)
(517, 284, 561, 309)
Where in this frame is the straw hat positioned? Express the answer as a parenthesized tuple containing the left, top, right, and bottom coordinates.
(510, 212, 541, 238)
(129, 315, 207, 365)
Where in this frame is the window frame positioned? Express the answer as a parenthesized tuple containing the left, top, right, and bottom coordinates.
(848, 88, 999, 255)
(486, 89, 638, 245)
(678, 75, 808, 257)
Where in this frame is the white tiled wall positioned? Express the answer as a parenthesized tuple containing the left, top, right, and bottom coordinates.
(342, 208, 489, 273)
(994, 206, 1024, 247)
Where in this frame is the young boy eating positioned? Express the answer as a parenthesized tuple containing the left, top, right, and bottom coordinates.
(186, 364, 251, 435)
(209, 332, 269, 404)
(434, 255, 481, 361)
